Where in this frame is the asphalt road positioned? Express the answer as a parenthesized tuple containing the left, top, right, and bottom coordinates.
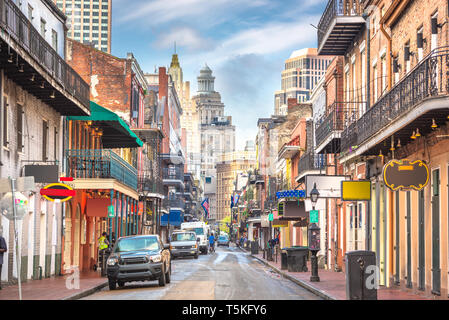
(82, 245, 322, 300)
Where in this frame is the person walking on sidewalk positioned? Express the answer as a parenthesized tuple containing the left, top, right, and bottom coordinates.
(98, 232, 110, 276)
(0, 235, 7, 290)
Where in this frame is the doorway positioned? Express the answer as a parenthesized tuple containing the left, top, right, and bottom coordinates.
(431, 168, 441, 295)
(73, 205, 81, 270)
(63, 203, 72, 272)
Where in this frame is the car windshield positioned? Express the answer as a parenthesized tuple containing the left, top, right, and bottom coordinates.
(185, 227, 204, 235)
(115, 237, 159, 253)
(219, 236, 228, 241)
(172, 233, 196, 242)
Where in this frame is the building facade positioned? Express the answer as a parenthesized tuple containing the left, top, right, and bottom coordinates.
(55, 0, 112, 53)
(274, 48, 333, 115)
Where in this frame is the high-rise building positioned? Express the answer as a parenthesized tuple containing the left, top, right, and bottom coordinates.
(55, 0, 112, 53)
(274, 48, 332, 115)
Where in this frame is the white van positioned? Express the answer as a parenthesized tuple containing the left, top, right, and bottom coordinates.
(181, 222, 210, 254)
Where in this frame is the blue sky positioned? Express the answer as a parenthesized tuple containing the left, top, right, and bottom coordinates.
(111, 0, 328, 150)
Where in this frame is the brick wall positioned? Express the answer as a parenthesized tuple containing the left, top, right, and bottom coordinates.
(66, 39, 132, 122)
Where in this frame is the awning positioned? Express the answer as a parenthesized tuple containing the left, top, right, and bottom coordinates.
(67, 101, 144, 148)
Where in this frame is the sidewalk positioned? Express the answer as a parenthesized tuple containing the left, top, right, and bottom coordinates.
(249, 250, 435, 300)
(0, 271, 107, 300)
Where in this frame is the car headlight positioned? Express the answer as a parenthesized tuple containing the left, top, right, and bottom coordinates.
(107, 257, 118, 266)
(149, 255, 162, 263)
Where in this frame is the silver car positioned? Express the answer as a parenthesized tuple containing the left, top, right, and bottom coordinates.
(170, 231, 200, 259)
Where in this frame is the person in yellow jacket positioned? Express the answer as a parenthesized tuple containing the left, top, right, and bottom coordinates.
(98, 232, 110, 275)
(99, 232, 110, 250)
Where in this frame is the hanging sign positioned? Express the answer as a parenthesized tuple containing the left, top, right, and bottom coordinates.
(342, 181, 372, 201)
(108, 206, 115, 218)
(310, 210, 319, 224)
(40, 183, 76, 203)
(383, 159, 429, 191)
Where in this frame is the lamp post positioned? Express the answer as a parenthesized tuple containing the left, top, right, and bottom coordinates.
(309, 183, 321, 282)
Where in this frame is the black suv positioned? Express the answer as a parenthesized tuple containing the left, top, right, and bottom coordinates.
(106, 235, 171, 290)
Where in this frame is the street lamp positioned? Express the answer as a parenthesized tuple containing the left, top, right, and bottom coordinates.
(309, 183, 321, 282)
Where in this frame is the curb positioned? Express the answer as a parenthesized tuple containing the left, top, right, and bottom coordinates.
(62, 281, 108, 300)
(249, 252, 338, 300)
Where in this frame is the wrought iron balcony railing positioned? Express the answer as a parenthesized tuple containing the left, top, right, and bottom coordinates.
(138, 175, 163, 195)
(315, 102, 361, 150)
(298, 151, 326, 176)
(163, 197, 185, 210)
(66, 150, 138, 190)
(317, 0, 365, 55)
(341, 47, 449, 153)
(0, 0, 90, 108)
(163, 167, 184, 181)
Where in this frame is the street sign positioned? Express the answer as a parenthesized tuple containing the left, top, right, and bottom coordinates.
(310, 210, 319, 224)
(268, 213, 274, 222)
(108, 206, 115, 218)
(40, 183, 76, 203)
(383, 159, 429, 191)
(341, 181, 372, 201)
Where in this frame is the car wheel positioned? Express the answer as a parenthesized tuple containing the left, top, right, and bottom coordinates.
(108, 279, 117, 290)
(165, 263, 171, 284)
(118, 281, 125, 288)
(158, 265, 166, 287)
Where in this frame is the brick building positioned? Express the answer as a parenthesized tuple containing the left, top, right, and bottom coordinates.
(316, 0, 449, 298)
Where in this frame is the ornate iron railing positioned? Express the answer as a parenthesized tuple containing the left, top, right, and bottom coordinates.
(341, 46, 449, 153)
(318, 0, 364, 50)
(163, 167, 184, 181)
(298, 151, 326, 176)
(138, 174, 163, 195)
(163, 196, 185, 210)
(66, 150, 138, 189)
(0, 0, 90, 108)
(315, 102, 361, 148)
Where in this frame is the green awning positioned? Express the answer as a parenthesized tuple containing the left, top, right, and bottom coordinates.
(67, 101, 144, 148)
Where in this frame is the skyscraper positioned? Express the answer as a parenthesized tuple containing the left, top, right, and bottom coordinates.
(274, 48, 333, 115)
(55, 0, 112, 53)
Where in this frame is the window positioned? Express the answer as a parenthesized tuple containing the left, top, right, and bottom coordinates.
(42, 120, 48, 161)
(52, 30, 58, 51)
(2, 96, 8, 148)
(40, 19, 46, 37)
(17, 104, 23, 152)
(28, 4, 33, 21)
(373, 64, 378, 103)
(54, 127, 58, 161)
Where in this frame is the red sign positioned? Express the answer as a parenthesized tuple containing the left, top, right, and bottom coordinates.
(40, 183, 75, 202)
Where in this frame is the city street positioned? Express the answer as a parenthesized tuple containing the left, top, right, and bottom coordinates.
(82, 246, 321, 301)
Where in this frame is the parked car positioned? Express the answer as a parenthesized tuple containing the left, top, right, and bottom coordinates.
(217, 234, 230, 247)
(170, 231, 200, 259)
(106, 235, 171, 290)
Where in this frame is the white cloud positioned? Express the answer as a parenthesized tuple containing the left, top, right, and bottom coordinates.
(155, 27, 213, 52)
(115, 0, 269, 27)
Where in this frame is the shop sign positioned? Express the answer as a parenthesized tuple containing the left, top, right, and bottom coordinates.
(341, 181, 372, 201)
(310, 210, 319, 224)
(383, 159, 429, 191)
(40, 183, 75, 203)
(108, 206, 115, 218)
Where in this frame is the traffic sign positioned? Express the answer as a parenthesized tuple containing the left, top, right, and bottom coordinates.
(268, 213, 274, 222)
(310, 210, 319, 224)
(40, 183, 75, 203)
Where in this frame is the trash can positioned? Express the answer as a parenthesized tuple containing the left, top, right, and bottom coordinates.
(345, 251, 378, 300)
(280, 249, 288, 270)
(251, 241, 259, 255)
(285, 247, 309, 272)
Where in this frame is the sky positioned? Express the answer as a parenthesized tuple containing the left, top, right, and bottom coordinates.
(111, 0, 329, 150)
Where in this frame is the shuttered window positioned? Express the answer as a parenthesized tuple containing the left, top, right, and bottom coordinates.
(42, 120, 48, 161)
(17, 104, 23, 152)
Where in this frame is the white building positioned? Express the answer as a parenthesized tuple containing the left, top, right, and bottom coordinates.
(0, 0, 90, 284)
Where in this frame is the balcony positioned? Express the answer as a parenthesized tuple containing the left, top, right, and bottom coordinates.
(315, 102, 361, 154)
(66, 150, 138, 190)
(317, 0, 365, 56)
(163, 167, 185, 189)
(163, 196, 185, 211)
(0, 0, 90, 115)
(278, 137, 303, 159)
(138, 174, 163, 196)
(296, 151, 326, 182)
(340, 47, 449, 161)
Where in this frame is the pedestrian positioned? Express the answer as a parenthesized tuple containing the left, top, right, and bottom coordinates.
(0, 234, 7, 290)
